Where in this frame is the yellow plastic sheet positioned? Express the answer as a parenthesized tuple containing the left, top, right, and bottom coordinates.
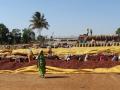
(10, 46, 120, 56)
(1, 65, 120, 74)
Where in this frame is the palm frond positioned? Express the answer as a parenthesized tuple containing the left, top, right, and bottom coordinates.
(29, 11, 49, 34)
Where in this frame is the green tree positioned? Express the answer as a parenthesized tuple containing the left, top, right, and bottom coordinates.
(12, 29, 21, 34)
(0, 23, 9, 44)
(11, 29, 21, 44)
(6, 32, 16, 44)
(30, 31, 35, 41)
(22, 28, 35, 43)
(37, 35, 45, 46)
(29, 11, 49, 35)
(116, 28, 120, 36)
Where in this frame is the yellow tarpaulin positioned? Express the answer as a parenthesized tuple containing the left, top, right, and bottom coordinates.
(6, 46, 120, 57)
(1, 65, 120, 74)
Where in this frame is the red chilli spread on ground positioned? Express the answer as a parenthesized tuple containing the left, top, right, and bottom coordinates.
(0, 56, 120, 70)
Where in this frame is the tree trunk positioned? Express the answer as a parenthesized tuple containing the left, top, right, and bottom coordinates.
(38, 29, 42, 36)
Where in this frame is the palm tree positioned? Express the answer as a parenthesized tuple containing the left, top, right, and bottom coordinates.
(29, 11, 49, 35)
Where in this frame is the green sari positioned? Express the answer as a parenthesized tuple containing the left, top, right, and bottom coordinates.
(38, 51, 46, 78)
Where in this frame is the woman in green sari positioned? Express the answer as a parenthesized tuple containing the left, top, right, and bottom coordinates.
(37, 50, 46, 78)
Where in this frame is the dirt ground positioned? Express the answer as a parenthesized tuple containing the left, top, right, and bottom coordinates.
(0, 73, 120, 90)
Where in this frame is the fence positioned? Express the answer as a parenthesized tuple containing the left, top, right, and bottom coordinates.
(75, 42, 120, 47)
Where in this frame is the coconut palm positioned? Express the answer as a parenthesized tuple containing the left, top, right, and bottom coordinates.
(29, 11, 49, 35)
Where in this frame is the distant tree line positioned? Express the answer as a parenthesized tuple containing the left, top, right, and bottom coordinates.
(0, 23, 36, 44)
(0, 11, 49, 45)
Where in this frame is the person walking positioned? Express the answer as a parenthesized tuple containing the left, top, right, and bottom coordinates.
(28, 48, 33, 63)
(84, 54, 89, 62)
(112, 53, 118, 61)
(47, 46, 53, 57)
(37, 50, 46, 78)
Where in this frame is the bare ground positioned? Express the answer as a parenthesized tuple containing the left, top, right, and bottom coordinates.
(0, 73, 120, 90)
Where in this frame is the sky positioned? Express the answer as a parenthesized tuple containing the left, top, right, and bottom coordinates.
(0, 0, 120, 37)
